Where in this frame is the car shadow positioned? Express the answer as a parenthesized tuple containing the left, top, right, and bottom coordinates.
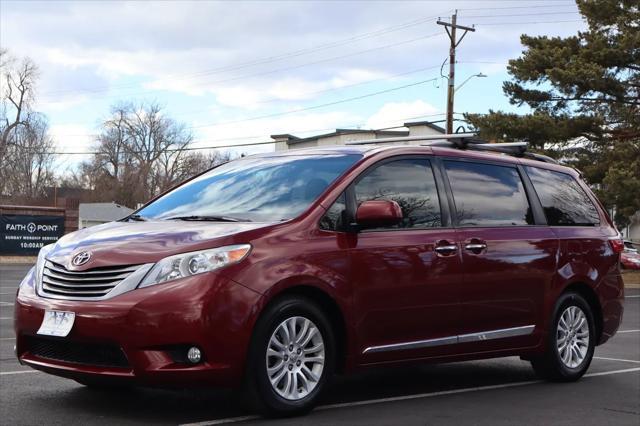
(30, 357, 537, 424)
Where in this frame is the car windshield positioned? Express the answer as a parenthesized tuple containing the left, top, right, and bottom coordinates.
(135, 153, 361, 222)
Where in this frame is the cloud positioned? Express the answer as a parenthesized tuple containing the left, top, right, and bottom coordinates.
(1, 0, 587, 168)
(194, 109, 364, 156)
(49, 123, 96, 170)
(365, 100, 440, 129)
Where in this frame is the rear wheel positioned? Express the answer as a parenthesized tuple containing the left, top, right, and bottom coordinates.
(245, 296, 335, 417)
(531, 292, 595, 381)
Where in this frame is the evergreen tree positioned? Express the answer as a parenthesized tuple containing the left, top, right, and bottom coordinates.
(465, 0, 639, 227)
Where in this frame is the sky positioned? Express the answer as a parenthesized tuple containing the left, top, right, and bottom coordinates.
(0, 0, 587, 172)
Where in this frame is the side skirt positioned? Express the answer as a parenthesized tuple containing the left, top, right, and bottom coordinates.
(363, 325, 535, 354)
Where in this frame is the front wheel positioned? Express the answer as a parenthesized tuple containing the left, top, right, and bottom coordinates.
(531, 292, 595, 381)
(245, 296, 335, 417)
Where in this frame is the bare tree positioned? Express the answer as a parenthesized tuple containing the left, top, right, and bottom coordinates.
(3, 114, 55, 198)
(1, 51, 39, 160)
(0, 51, 57, 199)
(76, 102, 208, 207)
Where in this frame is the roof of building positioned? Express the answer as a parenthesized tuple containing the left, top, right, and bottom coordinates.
(79, 202, 134, 222)
(403, 120, 446, 133)
(271, 129, 408, 146)
(271, 121, 445, 146)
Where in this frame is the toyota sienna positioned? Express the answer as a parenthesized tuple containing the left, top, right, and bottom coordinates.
(14, 142, 625, 416)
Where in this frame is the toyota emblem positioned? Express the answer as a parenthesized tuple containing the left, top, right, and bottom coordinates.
(71, 251, 91, 266)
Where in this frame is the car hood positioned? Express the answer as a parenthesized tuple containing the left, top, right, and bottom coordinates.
(46, 220, 274, 269)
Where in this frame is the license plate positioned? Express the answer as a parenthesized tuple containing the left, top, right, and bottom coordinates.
(37, 310, 76, 337)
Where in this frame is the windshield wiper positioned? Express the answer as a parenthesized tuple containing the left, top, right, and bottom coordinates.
(165, 215, 251, 222)
(127, 214, 147, 222)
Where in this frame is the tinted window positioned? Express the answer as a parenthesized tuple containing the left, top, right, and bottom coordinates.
(355, 158, 441, 229)
(136, 154, 361, 222)
(319, 193, 347, 231)
(526, 166, 600, 226)
(444, 161, 533, 227)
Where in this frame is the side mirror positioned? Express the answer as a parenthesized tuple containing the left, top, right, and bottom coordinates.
(355, 200, 403, 229)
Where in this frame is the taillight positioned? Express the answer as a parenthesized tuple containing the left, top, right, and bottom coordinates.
(608, 237, 624, 254)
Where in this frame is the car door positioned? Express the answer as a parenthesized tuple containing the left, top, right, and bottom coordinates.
(347, 156, 464, 362)
(441, 159, 558, 350)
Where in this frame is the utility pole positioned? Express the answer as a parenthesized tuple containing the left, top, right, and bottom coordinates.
(437, 11, 475, 134)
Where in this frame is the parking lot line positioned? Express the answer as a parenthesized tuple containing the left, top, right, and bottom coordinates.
(0, 317, 12, 320)
(626, 295, 640, 298)
(0, 302, 14, 306)
(618, 329, 640, 333)
(0, 370, 39, 376)
(0, 337, 16, 340)
(594, 356, 640, 364)
(179, 367, 640, 426)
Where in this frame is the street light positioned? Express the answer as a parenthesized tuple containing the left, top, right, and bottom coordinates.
(455, 72, 487, 93)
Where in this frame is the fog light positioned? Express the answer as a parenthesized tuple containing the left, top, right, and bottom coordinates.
(187, 346, 202, 364)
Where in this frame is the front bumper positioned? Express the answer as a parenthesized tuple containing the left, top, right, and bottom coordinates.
(14, 269, 261, 388)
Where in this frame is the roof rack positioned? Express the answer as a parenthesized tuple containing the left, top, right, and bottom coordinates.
(344, 133, 559, 164)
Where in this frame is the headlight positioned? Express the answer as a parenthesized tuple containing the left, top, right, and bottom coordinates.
(34, 244, 55, 288)
(138, 244, 251, 288)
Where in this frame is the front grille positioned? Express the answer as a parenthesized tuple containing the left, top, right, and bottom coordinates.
(41, 261, 139, 299)
(26, 336, 130, 368)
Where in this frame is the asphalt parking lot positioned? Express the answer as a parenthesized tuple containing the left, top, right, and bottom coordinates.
(1, 264, 638, 426)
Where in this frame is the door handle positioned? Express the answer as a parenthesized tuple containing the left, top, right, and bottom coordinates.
(435, 244, 458, 255)
(465, 243, 487, 250)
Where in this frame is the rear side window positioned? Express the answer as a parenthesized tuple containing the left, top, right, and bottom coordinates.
(526, 167, 600, 226)
(444, 161, 533, 227)
(354, 158, 441, 229)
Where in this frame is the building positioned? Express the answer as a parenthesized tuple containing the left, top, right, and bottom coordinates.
(272, 120, 445, 151)
(623, 210, 640, 247)
(79, 202, 134, 229)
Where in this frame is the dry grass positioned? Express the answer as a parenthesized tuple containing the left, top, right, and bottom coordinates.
(623, 270, 640, 288)
(0, 256, 37, 264)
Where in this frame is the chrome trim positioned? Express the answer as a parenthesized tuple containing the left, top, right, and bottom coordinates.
(363, 325, 535, 354)
(434, 245, 458, 252)
(42, 276, 118, 289)
(457, 325, 535, 343)
(464, 243, 487, 251)
(37, 261, 154, 301)
(43, 269, 130, 282)
(363, 336, 458, 354)
(45, 262, 139, 275)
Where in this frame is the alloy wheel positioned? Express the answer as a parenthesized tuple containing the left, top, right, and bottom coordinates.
(265, 316, 325, 401)
(556, 306, 590, 368)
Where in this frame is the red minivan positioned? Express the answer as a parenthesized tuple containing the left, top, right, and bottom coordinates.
(14, 143, 624, 416)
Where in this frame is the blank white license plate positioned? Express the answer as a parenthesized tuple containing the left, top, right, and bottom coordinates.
(37, 310, 75, 337)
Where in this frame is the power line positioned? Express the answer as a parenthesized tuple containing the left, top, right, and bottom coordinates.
(173, 78, 440, 130)
(47, 112, 453, 155)
(459, 3, 577, 11)
(461, 11, 580, 18)
(152, 64, 446, 121)
(41, 32, 442, 101)
(475, 19, 584, 26)
(54, 76, 441, 137)
(40, 13, 450, 97)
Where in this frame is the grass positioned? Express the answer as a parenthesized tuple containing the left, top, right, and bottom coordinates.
(622, 270, 640, 287)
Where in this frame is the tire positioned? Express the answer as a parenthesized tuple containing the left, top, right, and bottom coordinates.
(244, 295, 335, 417)
(531, 292, 595, 382)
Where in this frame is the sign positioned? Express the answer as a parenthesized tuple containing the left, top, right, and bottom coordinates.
(0, 215, 65, 255)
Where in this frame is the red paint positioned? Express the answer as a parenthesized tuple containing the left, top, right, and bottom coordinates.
(355, 200, 403, 228)
(14, 145, 624, 387)
(621, 251, 640, 270)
